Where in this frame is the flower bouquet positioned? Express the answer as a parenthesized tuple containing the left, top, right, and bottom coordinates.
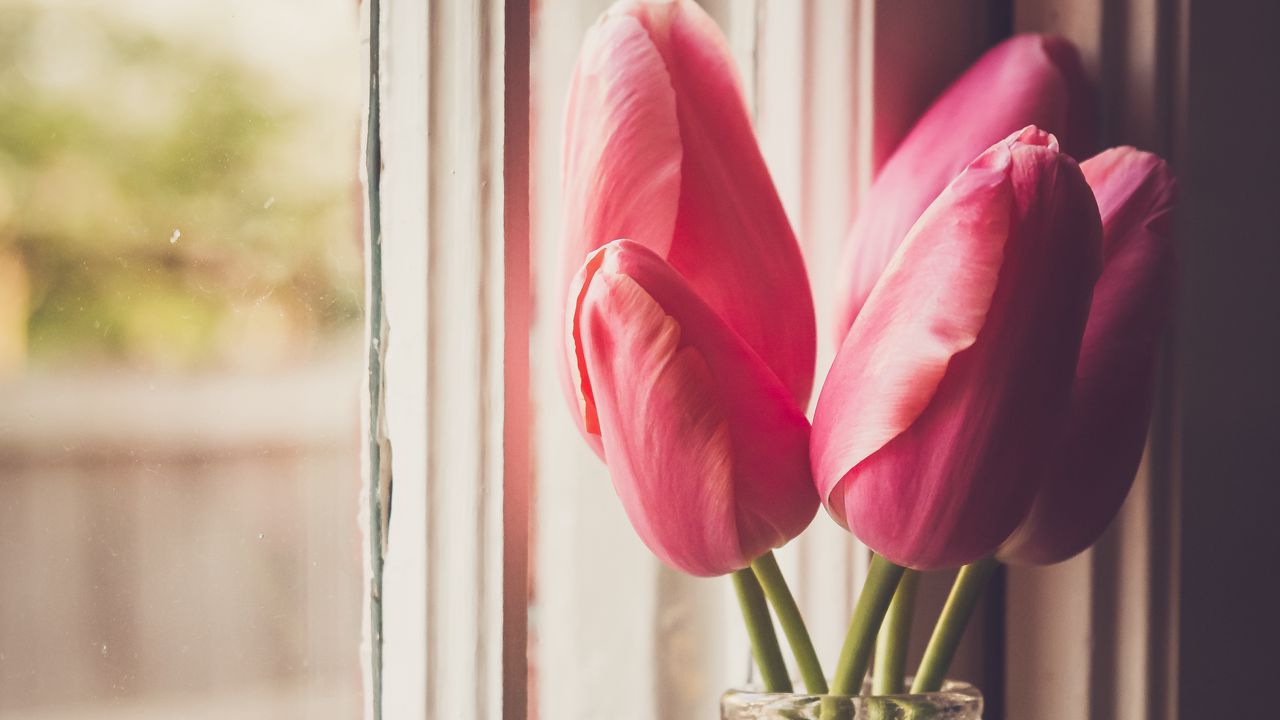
(556, 2, 1176, 717)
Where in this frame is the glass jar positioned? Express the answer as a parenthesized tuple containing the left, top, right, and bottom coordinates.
(720, 680, 982, 719)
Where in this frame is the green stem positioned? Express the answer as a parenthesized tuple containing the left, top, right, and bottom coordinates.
(751, 551, 828, 694)
(830, 554, 907, 696)
(873, 568, 919, 695)
(732, 567, 792, 693)
(910, 556, 998, 693)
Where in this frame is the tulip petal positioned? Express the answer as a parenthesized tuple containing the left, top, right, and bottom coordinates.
(560, 1, 817, 453)
(558, 10, 684, 453)
(835, 34, 1095, 340)
(624, 0, 817, 406)
(562, 11, 682, 269)
(812, 127, 1102, 569)
(1000, 148, 1177, 565)
(814, 142, 1014, 504)
(575, 240, 817, 576)
(581, 265, 740, 576)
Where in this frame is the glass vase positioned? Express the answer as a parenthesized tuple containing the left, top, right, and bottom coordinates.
(721, 679, 982, 719)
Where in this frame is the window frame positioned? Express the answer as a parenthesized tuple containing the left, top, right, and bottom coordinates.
(362, 0, 528, 717)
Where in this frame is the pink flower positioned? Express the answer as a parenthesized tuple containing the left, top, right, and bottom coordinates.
(834, 34, 1095, 341)
(1000, 148, 1178, 565)
(568, 240, 817, 576)
(810, 127, 1102, 570)
(559, 0, 815, 461)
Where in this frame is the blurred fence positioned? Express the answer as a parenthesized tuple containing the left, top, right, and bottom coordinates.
(0, 347, 362, 719)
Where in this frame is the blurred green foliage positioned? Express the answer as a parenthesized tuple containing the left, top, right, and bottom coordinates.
(0, 1, 362, 370)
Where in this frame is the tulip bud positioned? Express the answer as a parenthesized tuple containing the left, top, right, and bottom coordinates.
(835, 34, 1095, 340)
(999, 148, 1178, 565)
(811, 127, 1102, 570)
(559, 0, 816, 461)
(569, 240, 818, 577)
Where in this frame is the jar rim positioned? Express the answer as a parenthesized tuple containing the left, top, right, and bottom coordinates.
(721, 678, 983, 717)
(723, 678, 980, 701)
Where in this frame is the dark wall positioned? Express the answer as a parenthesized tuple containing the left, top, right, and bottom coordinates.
(1178, 0, 1280, 714)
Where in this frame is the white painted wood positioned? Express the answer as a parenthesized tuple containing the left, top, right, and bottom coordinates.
(372, 0, 429, 713)
(753, 0, 806, 237)
(1005, 557, 1093, 720)
(367, 0, 515, 717)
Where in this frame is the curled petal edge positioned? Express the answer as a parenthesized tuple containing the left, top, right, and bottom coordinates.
(813, 127, 1062, 517)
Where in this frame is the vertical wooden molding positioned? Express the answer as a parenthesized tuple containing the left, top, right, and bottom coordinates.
(377, 0, 430, 711)
(1006, 557, 1093, 720)
(372, 0, 512, 717)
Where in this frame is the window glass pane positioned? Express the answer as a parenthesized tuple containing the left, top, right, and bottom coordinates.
(0, 1, 364, 717)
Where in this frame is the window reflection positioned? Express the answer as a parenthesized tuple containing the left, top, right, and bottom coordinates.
(0, 0, 364, 717)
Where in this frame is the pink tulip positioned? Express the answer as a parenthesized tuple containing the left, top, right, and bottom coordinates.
(835, 34, 1094, 341)
(999, 148, 1177, 565)
(811, 127, 1102, 570)
(568, 240, 818, 577)
(559, 0, 815, 460)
